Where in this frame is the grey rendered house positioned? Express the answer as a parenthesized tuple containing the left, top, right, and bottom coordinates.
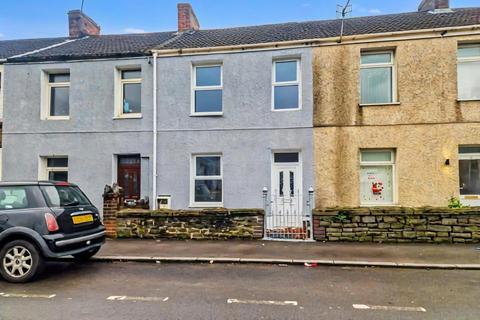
(0, 36, 71, 181)
(3, 4, 318, 234)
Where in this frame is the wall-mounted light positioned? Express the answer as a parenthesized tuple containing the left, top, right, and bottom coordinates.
(445, 159, 451, 166)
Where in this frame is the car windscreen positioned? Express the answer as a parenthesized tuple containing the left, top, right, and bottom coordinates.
(41, 185, 91, 207)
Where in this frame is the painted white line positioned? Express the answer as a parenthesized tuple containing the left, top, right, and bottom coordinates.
(0, 292, 56, 299)
(107, 295, 169, 302)
(227, 299, 298, 306)
(353, 304, 426, 312)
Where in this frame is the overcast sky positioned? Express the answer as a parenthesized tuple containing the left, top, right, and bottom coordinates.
(0, 0, 478, 40)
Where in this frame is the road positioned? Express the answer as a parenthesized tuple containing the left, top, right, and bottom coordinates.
(0, 261, 478, 320)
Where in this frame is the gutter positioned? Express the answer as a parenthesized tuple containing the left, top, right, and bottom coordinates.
(151, 24, 480, 57)
(152, 52, 158, 210)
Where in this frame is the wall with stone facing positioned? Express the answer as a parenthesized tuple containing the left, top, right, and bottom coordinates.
(313, 207, 480, 243)
(116, 209, 264, 240)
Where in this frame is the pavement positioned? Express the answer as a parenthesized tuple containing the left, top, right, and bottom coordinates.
(1, 262, 479, 320)
(94, 239, 480, 269)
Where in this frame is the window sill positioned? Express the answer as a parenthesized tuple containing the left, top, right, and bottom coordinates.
(190, 113, 223, 117)
(360, 204, 399, 207)
(359, 102, 401, 107)
(457, 99, 480, 102)
(43, 116, 70, 121)
(272, 107, 302, 112)
(113, 114, 143, 120)
(189, 203, 224, 208)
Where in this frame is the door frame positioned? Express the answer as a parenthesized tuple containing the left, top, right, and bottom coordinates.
(116, 154, 142, 200)
(270, 150, 303, 214)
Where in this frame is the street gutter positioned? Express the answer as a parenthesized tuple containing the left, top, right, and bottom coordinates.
(69, 256, 480, 270)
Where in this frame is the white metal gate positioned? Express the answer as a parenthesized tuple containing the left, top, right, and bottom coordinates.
(263, 186, 314, 241)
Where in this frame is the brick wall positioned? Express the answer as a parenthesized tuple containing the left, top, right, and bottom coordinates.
(313, 207, 480, 243)
(102, 192, 122, 238)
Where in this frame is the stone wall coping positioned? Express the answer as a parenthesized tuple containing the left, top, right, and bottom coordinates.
(116, 208, 264, 218)
(313, 207, 480, 216)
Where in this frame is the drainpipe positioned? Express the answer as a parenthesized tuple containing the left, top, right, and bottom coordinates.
(152, 52, 158, 210)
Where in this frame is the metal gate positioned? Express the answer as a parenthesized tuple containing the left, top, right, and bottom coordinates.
(262, 187, 314, 241)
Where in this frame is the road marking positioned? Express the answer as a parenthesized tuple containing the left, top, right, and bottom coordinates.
(107, 296, 169, 302)
(227, 299, 298, 306)
(353, 304, 426, 312)
(0, 292, 56, 299)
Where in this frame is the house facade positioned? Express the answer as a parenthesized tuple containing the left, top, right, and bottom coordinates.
(1, 1, 480, 242)
(313, 5, 480, 208)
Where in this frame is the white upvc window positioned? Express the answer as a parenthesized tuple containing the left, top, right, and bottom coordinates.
(41, 157, 69, 182)
(360, 149, 396, 206)
(459, 146, 480, 205)
(190, 154, 223, 207)
(42, 72, 70, 120)
(0, 65, 4, 120)
(272, 59, 301, 110)
(115, 67, 142, 118)
(457, 44, 480, 101)
(360, 51, 397, 105)
(192, 64, 223, 116)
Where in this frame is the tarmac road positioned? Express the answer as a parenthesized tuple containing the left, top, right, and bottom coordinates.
(0, 261, 478, 320)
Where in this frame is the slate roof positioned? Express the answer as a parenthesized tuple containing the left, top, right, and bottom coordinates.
(8, 32, 178, 62)
(0, 37, 67, 60)
(158, 8, 480, 49)
(5, 7, 480, 63)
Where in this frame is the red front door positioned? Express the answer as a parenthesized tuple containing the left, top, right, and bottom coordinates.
(118, 155, 141, 200)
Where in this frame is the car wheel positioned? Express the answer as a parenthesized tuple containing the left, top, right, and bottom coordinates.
(0, 240, 44, 283)
(72, 246, 100, 262)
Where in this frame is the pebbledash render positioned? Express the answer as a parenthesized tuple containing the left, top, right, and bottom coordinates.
(2, 0, 480, 227)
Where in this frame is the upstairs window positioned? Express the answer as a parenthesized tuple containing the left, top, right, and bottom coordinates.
(360, 51, 396, 105)
(192, 65, 223, 115)
(273, 60, 300, 110)
(47, 73, 70, 119)
(457, 45, 480, 100)
(116, 69, 142, 117)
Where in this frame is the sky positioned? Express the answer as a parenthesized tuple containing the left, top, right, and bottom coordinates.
(0, 0, 478, 40)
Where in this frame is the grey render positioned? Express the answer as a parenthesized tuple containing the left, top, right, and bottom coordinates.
(3, 47, 313, 211)
(2, 57, 154, 209)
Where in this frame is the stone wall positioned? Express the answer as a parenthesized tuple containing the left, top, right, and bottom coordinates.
(313, 207, 480, 243)
(116, 209, 264, 240)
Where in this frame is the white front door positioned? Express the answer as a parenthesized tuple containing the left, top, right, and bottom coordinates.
(270, 152, 302, 227)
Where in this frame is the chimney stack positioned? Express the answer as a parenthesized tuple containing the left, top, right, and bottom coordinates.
(177, 3, 200, 33)
(418, 0, 450, 12)
(68, 10, 101, 38)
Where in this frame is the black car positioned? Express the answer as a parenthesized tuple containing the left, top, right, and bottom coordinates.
(0, 181, 105, 283)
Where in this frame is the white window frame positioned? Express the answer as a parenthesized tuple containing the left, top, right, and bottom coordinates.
(191, 64, 223, 116)
(114, 67, 142, 119)
(359, 149, 397, 206)
(458, 148, 480, 200)
(272, 59, 302, 111)
(41, 71, 70, 120)
(457, 44, 480, 101)
(0, 64, 4, 120)
(359, 51, 397, 106)
(38, 156, 69, 181)
(190, 154, 223, 207)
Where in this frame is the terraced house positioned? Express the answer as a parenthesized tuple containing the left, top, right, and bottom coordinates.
(1, 1, 480, 240)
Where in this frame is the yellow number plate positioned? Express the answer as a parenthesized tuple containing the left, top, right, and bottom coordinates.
(72, 214, 94, 225)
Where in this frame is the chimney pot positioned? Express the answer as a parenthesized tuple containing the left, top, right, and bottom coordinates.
(177, 3, 200, 32)
(418, 0, 450, 12)
(68, 10, 101, 38)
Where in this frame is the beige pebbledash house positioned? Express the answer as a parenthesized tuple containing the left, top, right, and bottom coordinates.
(314, 0, 480, 208)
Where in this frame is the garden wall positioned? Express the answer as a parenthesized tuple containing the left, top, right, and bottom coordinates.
(313, 207, 480, 243)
